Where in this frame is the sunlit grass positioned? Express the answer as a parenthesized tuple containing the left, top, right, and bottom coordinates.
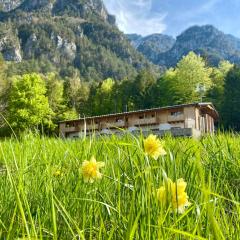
(0, 133, 239, 239)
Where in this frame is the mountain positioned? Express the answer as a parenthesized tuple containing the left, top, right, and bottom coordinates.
(126, 33, 175, 64)
(128, 25, 240, 68)
(157, 25, 240, 67)
(0, 0, 155, 80)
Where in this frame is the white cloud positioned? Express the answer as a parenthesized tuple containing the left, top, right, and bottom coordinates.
(200, 0, 221, 12)
(177, 0, 221, 21)
(103, 0, 167, 36)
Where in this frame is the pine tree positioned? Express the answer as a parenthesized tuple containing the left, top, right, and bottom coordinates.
(222, 66, 240, 130)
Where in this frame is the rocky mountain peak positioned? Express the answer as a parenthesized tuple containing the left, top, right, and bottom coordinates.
(128, 24, 240, 68)
(157, 25, 240, 67)
(0, 0, 115, 25)
(175, 25, 223, 47)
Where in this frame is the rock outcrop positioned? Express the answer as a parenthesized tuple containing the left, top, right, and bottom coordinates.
(0, 26, 22, 61)
(0, 0, 23, 12)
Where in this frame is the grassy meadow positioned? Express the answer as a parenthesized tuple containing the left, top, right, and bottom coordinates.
(0, 133, 239, 239)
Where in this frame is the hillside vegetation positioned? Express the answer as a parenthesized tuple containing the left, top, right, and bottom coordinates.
(1, 51, 240, 136)
(0, 133, 239, 239)
(0, 0, 155, 81)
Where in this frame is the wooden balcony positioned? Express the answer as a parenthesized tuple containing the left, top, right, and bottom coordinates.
(99, 121, 125, 129)
(168, 115, 184, 122)
(63, 123, 99, 132)
(62, 126, 77, 132)
(85, 124, 99, 130)
(132, 117, 157, 126)
(113, 121, 125, 128)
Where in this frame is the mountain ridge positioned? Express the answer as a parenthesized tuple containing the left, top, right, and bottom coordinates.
(128, 25, 240, 67)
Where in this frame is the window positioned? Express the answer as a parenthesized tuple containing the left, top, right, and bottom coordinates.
(170, 111, 183, 117)
(139, 115, 144, 119)
(146, 114, 155, 119)
(116, 118, 124, 123)
(66, 122, 75, 128)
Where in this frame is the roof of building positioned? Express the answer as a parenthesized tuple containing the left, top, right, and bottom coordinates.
(59, 102, 218, 123)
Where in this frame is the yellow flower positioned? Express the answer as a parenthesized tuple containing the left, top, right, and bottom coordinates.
(53, 169, 63, 177)
(157, 178, 190, 213)
(81, 156, 105, 183)
(144, 134, 166, 159)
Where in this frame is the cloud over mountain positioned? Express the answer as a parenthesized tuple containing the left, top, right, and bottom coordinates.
(103, 0, 167, 36)
(103, 0, 240, 38)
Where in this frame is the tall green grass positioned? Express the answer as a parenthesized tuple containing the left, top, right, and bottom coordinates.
(0, 133, 239, 239)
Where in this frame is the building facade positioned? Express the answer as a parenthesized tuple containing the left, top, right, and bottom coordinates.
(59, 102, 219, 139)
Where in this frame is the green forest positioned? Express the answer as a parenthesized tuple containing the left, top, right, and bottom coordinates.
(0, 51, 239, 136)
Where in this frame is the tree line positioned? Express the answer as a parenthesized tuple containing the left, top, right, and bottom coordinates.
(0, 51, 239, 136)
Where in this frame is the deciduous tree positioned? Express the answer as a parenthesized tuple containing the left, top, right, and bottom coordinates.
(7, 73, 54, 132)
(166, 52, 213, 104)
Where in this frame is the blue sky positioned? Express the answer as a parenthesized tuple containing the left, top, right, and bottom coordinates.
(103, 0, 240, 37)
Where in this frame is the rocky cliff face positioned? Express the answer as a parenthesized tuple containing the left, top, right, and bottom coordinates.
(0, 24, 22, 61)
(1, 0, 116, 25)
(0, 0, 23, 11)
(0, 0, 153, 80)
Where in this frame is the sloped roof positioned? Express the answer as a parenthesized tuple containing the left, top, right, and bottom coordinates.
(59, 102, 218, 123)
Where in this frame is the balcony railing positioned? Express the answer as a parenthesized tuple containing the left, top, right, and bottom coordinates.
(168, 115, 184, 122)
(85, 124, 99, 130)
(131, 117, 157, 126)
(62, 126, 76, 132)
(63, 123, 99, 132)
(113, 121, 125, 128)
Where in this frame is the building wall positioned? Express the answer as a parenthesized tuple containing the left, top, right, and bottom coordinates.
(195, 108, 200, 130)
(184, 106, 196, 128)
(127, 112, 156, 127)
(157, 110, 168, 123)
(59, 105, 216, 138)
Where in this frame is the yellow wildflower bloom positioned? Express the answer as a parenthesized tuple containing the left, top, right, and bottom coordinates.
(144, 134, 166, 159)
(157, 178, 190, 213)
(81, 156, 105, 183)
(52, 169, 64, 177)
(53, 170, 61, 177)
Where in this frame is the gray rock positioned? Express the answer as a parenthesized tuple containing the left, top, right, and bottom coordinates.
(0, 0, 23, 12)
(51, 33, 76, 60)
(4, 47, 22, 62)
(0, 34, 22, 62)
(61, 39, 76, 60)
